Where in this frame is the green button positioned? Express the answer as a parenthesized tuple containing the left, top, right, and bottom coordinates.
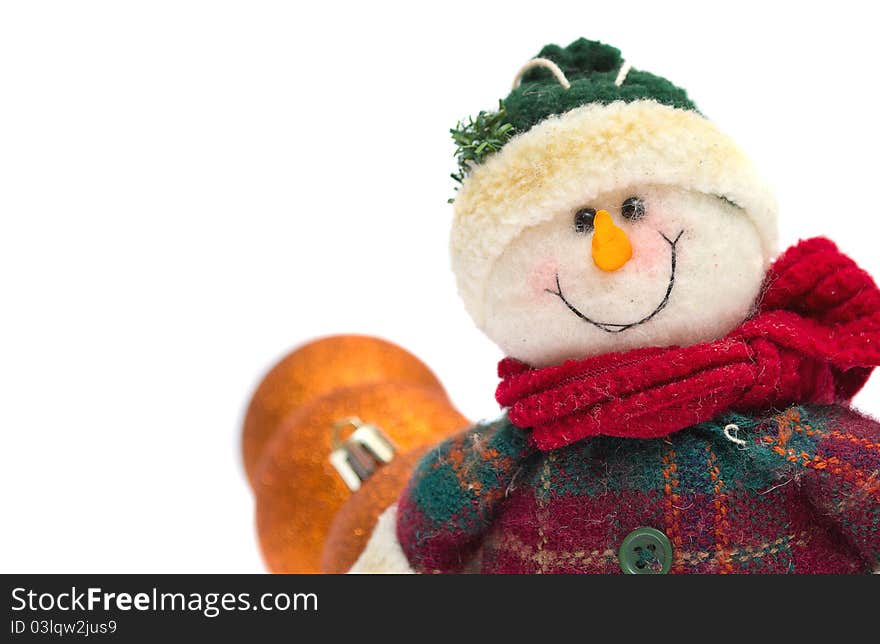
(618, 527, 673, 574)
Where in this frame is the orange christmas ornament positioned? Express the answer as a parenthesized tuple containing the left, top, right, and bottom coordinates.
(242, 335, 445, 487)
(321, 447, 428, 573)
(253, 381, 468, 574)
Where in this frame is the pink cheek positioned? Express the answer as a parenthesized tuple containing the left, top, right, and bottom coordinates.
(527, 259, 559, 297)
(629, 230, 669, 274)
(631, 242, 664, 270)
(625, 208, 682, 272)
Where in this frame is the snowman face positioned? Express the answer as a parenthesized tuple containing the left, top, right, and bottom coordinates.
(482, 185, 766, 367)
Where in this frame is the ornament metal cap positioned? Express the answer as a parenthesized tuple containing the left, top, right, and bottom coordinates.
(329, 417, 397, 491)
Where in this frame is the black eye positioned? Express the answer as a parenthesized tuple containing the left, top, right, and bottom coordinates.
(574, 207, 596, 233)
(621, 196, 645, 221)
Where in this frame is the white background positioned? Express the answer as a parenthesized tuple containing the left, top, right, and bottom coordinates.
(2, 1, 878, 572)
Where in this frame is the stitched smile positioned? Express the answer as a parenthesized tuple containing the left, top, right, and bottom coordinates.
(546, 230, 684, 334)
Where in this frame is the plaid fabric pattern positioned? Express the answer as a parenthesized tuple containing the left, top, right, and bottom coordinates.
(396, 404, 880, 573)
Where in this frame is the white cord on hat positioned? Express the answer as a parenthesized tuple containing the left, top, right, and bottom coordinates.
(614, 60, 632, 87)
(512, 57, 571, 90)
(512, 57, 631, 90)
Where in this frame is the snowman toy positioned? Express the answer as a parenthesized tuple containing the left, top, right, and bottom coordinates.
(349, 38, 880, 574)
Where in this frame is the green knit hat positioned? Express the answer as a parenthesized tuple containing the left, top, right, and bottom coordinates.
(451, 38, 697, 184)
(507, 39, 696, 132)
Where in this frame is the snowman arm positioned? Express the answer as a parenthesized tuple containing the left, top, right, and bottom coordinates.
(393, 416, 533, 573)
(795, 404, 880, 569)
(742, 404, 880, 570)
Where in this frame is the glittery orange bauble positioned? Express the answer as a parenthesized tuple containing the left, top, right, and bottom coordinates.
(254, 381, 468, 574)
(242, 335, 445, 487)
(321, 447, 429, 573)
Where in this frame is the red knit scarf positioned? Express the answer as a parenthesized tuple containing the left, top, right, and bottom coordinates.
(496, 237, 880, 450)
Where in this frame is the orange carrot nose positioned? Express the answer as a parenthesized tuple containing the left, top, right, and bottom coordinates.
(591, 210, 632, 272)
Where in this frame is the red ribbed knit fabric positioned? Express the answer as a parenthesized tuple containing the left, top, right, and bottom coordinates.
(496, 237, 880, 450)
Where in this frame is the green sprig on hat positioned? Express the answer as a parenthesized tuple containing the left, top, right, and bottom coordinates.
(450, 100, 515, 187)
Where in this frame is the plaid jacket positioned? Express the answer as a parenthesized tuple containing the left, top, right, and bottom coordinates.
(396, 404, 880, 573)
